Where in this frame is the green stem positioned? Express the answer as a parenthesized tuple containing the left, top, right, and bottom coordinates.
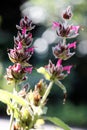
(63, 37, 66, 45)
(9, 81, 17, 130)
(40, 81, 54, 105)
(14, 80, 18, 92)
(55, 80, 67, 104)
(28, 115, 38, 129)
(9, 111, 14, 130)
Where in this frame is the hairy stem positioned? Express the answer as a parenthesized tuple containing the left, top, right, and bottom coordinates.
(9, 81, 18, 130)
(41, 81, 54, 105)
(9, 111, 14, 130)
(55, 80, 67, 104)
(63, 37, 66, 45)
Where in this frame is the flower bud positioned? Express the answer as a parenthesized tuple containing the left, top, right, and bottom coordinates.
(52, 42, 76, 60)
(5, 63, 27, 84)
(52, 21, 79, 38)
(16, 16, 35, 35)
(62, 6, 72, 20)
(33, 91, 41, 106)
(14, 31, 33, 48)
(45, 60, 72, 81)
(8, 46, 33, 66)
(21, 107, 32, 121)
(35, 79, 47, 97)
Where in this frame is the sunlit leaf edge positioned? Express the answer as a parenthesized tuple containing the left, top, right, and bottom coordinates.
(0, 89, 27, 106)
(44, 116, 71, 130)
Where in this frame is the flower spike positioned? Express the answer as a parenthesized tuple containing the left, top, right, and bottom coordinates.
(16, 16, 35, 34)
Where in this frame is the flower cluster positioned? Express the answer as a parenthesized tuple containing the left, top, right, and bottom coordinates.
(52, 41, 76, 60)
(45, 59, 72, 81)
(4, 16, 49, 130)
(53, 21, 79, 38)
(37, 6, 80, 102)
(5, 16, 34, 85)
(52, 6, 80, 61)
(52, 6, 80, 63)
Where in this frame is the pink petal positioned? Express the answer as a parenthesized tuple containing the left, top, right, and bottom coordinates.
(26, 47, 34, 53)
(10, 49, 15, 54)
(63, 65, 72, 74)
(56, 59, 62, 67)
(29, 33, 32, 38)
(22, 27, 26, 35)
(71, 26, 80, 33)
(24, 67, 33, 73)
(17, 42, 22, 50)
(13, 63, 21, 73)
(68, 42, 77, 49)
(52, 21, 60, 29)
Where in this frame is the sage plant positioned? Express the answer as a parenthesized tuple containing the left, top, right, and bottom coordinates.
(0, 6, 80, 130)
(37, 6, 80, 104)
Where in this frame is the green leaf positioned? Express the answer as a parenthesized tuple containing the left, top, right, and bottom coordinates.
(37, 67, 51, 80)
(44, 117, 71, 130)
(0, 89, 27, 106)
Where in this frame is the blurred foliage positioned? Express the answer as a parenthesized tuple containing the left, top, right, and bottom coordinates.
(47, 102, 87, 127)
(29, 0, 87, 25)
(0, 16, 2, 26)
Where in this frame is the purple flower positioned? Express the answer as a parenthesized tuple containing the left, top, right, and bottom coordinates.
(56, 59, 62, 67)
(23, 67, 33, 74)
(5, 63, 33, 84)
(52, 21, 80, 38)
(68, 41, 76, 49)
(16, 16, 35, 35)
(5, 63, 25, 84)
(52, 21, 60, 29)
(62, 6, 72, 20)
(52, 41, 77, 60)
(26, 47, 34, 54)
(17, 42, 23, 50)
(8, 46, 33, 65)
(56, 59, 72, 74)
(14, 31, 33, 48)
(12, 63, 22, 73)
(71, 25, 80, 34)
(45, 59, 72, 80)
(63, 65, 72, 74)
